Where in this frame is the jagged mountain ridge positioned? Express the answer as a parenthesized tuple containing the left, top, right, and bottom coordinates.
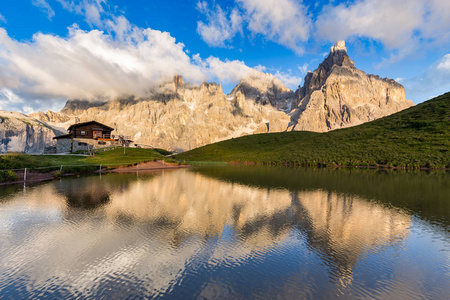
(53, 78, 290, 151)
(4, 41, 414, 153)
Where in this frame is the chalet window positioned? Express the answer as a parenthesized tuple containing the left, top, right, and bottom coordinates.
(78, 142, 87, 146)
(98, 141, 106, 145)
(80, 131, 86, 135)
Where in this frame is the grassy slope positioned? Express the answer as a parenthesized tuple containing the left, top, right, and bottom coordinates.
(0, 148, 168, 170)
(177, 92, 450, 169)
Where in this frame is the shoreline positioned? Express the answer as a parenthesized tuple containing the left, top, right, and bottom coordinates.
(0, 161, 190, 186)
(1, 161, 447, 187)
(224, 161, 450, 171)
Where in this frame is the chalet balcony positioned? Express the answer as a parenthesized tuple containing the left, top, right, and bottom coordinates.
(95, 134, 132, 141)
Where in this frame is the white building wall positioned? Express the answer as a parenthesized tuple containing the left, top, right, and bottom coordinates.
(56, 138, 120, 153)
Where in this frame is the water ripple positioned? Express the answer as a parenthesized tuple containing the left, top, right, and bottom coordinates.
(0, 170, 449, 299)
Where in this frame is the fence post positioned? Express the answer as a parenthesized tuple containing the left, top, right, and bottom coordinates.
(24, 168, 27, 181)
(99, 164, 102, 176)
(60, 165, 63, 174)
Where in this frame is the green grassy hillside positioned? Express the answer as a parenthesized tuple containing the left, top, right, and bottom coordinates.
(176, 92, 450, 169)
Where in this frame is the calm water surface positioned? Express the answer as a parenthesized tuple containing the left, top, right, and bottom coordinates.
(0, 167, 449, 299)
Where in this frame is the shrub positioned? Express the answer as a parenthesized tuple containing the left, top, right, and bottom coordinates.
(0, 170, 19, 182)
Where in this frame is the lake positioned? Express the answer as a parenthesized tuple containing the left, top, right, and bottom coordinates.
(0, 167, 449, 299)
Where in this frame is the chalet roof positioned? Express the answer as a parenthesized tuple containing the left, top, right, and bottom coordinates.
(67, 121, 114, 131)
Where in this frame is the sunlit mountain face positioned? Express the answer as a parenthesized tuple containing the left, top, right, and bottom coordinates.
(0, 168, 448, 299)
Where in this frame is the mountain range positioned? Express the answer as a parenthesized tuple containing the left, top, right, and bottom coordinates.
(1, 41, 413, 153)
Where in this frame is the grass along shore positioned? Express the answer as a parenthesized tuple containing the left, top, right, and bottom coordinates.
(176, 92, 450, 169)
(0, 148, 181, 183)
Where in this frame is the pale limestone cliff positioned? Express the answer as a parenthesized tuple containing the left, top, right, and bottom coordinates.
(0, 111, 63, 153)
(289, 41, 414, 132)
(53, 77, 290, 152)
(29, 111, 77, 133)
(29, 111, 71, 123)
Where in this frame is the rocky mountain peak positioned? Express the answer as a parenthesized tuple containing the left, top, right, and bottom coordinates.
(323, 40, 355, 71)
(173, 75, 185, 89)
(294, 41, 356, 103)
(290, 41, 413, 132)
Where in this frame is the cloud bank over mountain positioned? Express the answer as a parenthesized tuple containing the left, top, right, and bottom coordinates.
(0, 15, 261, 110)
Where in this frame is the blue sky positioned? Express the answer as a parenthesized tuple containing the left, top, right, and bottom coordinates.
(0, 0, 449, 113)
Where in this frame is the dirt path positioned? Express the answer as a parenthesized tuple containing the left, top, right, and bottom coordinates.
(109, 161, 190, 173)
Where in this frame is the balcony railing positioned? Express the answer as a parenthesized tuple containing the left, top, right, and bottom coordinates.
(95, 134, 131, 140)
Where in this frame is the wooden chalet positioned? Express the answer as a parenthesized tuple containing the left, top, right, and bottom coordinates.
(52, 121, 132, 153)
(54, 121, 115, 141)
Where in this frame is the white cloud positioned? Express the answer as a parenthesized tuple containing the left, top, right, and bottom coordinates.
(236, 0, 311, 55)
(0, 89, 24, 109)
(437, 54, 450, 71)
(316, 0, 450, 51)
(202, 56, 256, 83)
(298, 63, 308, 75)
(32, 0, 56, 20)
(56, 0, 106, 27)
(0, 89, 65, 113)
(421, 0, 450, 43)
(403, 54, 450, 102)
(0, 13, 6, 23)
(250, 65, 302, 89)
(196, 0, 311, 54)
(273, 71, 302, 89)
(0, 23, 206, 101)
(0, 15, 271, 111)
(254, 65, 267, 72)
(196, 2, 243, 48)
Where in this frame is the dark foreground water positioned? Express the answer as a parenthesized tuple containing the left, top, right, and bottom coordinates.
(0, 167, 449, 299)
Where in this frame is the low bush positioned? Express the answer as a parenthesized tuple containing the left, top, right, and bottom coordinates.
(0, 170, 19, 182)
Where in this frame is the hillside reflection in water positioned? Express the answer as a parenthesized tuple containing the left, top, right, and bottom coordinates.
(0, 167, 448, 299)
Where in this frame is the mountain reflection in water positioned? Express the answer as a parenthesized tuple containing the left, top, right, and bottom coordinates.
(0, 167, 448, 299)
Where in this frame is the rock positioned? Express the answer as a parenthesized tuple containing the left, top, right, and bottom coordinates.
(290, 41, 414, 132)
(29, 111, 72, 123)
(0, 111, 63, 153)
(61, 99, 107, 115)
(57, 76, 290, 152)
